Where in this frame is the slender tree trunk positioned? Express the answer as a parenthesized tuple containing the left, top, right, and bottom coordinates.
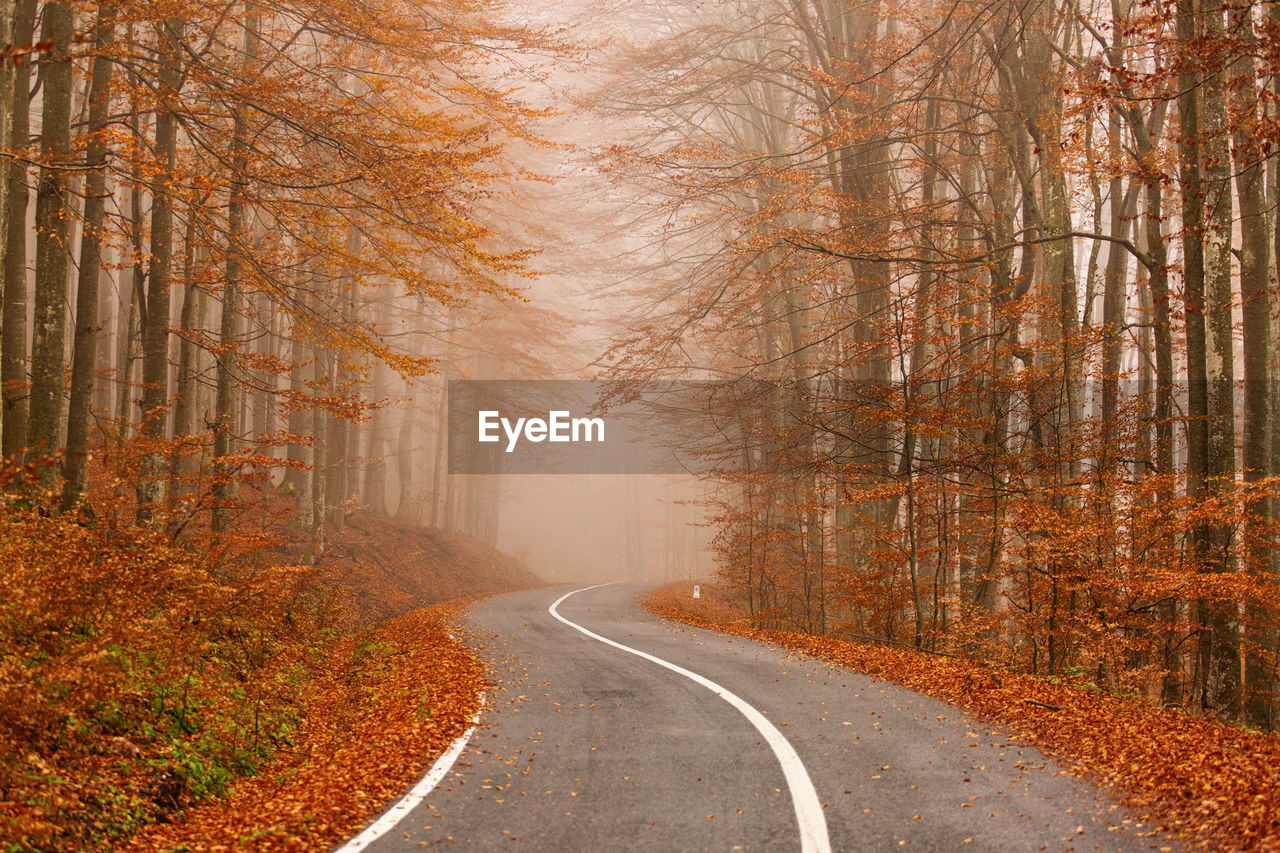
(114, 247, 141, 448)
(293, 329, 315, 535)
(137, 18, 184, 521)
(211, 223, 241, 533)
(1230, 0, 1275, 727)
(212, 9, 257, 534)
(27, 0, 75, 475)
(62, 5, 118, 508)
(363, 340, 389, 516)
(170, 208, 206, 502)
(326, 228, 361, 529)
(430, 380, 450, 527)
(309, 348, 327, 556)
(398, 386, 418, 523)
(1177, 0, 1215, 710)
(326, 376, 347, 532)
(283, 321, 309, 493)
(0, 0, 12, 426)
(1141, 159, 1181, 705)
(1267, 0, 1280, 728)
(93, 244, 117, 417)
(1199, 0, 1241, 717)
(1101, 107, 1133, 477)
(1271, 1, 1280, 584)
(258, 296, 278, 528)
(1, 0, 36, 458)
(117, 83, 151, 443)
(0, 0, 12, 287)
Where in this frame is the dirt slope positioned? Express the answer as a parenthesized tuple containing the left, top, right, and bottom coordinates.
(321, 512, 542, 626)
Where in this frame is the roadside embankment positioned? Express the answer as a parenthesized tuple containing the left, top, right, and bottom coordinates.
(644, 582, 1280, 852)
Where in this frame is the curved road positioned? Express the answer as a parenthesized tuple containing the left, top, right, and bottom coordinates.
(355, 584, 1174, 851)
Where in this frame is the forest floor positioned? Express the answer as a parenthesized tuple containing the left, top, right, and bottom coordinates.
(0, 475, 538, 852)
(122, 595, 487, 852)
(644, 582, 1280, 852)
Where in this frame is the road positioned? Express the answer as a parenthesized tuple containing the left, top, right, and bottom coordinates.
(352, 584, 1175, 851)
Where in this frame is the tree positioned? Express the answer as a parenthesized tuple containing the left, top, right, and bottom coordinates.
(2, 0, 36, 457)
(137, 16, 185, 520)
(63, 3, 119, 509)
(592, 0, 1279, 723)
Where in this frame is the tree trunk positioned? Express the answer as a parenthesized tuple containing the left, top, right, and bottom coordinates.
(1271, 1, 1280, 589)
(1177, 0, 1215, 711)
(282, 320, 309, 493)
(27, 0, 75, 475)
(1100, 106, 1133, 477)
(309, 348, 328, 557)
(1199, 0, 1241, 718)
(169, 206, 206, 502)
(1266, 0, 1280, 730)
(116, 84, 150, 444)
(363, 351, 389, 516)
(397, 386, 418, 523)
(1142, 159, 1181, 705)
(1230, 0, 1275, 727)
(93, 243, 117, 417)
(136, 18, 184, 520)
(430, 379, 450, 527)
(257, 295, 278, 528)
(212, 9, 257, 534)
(293, 330, 315, 536)
(1, 0, 36, 458)
(62, 5, 117, 508)
(0, 0, 13, 401)
(325, 391, 347, 532)
(114, 246, 142, 449)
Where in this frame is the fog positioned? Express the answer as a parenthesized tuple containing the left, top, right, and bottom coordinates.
(354, 0, 727, 587)
(492, 476, 713, 583)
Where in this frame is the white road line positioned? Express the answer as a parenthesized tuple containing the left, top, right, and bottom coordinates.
(336, 693, 485, 852)
(549, 584, 832, 853)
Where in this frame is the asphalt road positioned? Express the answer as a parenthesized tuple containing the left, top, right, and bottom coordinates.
(355, 583, 1176, 852)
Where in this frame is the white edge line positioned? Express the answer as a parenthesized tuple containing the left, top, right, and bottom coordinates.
(336, 692, 485, 852)
(550, 583, 832, 853)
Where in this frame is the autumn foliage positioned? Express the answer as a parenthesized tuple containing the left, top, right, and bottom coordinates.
(1, 478, 319, 848)
(646, 582, 1280, 852)
(595, 0, 1280, 730)
(124, 598, 487, 853)
(0, 0, 552, 845)
(0, 459, 530, 850)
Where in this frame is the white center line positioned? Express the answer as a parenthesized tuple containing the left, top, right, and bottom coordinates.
(549, 583, 832, 853)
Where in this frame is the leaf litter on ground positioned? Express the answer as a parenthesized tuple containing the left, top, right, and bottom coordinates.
(644, 582, 1280, 853)
(126, 596, 487, 852)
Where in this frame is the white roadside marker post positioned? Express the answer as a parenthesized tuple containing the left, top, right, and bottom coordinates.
(693, 584, 701, 599)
